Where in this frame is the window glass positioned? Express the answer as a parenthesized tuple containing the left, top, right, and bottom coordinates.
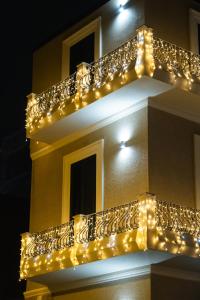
(70, 154, 96, 218)
(69, 33, 94, 75)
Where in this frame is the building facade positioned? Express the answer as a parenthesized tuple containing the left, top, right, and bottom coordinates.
(21, 0, 200, 299)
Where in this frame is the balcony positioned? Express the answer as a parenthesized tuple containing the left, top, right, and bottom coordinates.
(26, 26, 200, 144)
(20, 193, 200, 292)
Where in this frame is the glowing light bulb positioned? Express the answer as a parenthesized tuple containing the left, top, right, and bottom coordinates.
(119, 0, 128, 13)
(119, 4, 124, 13)
(120, 141, 126, 149)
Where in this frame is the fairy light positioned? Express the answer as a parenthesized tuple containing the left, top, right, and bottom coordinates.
(135, 26, 155, 78)
(95, 90, 100, 98)
(153, 37, 200, 87)
(106, 83, 111, 90)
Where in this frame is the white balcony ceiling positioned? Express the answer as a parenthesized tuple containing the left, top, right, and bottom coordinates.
(31, 250, 173, 293)
(31, 250, 200, 293)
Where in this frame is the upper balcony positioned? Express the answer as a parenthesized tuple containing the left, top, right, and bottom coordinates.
(26, 26, 200, 144)
(20, 193, 200, 293)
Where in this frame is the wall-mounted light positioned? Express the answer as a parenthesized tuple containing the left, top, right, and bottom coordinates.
(120, 141, 127, 149)
(119, 0, 129, 13)
(119, 4, 124, 13)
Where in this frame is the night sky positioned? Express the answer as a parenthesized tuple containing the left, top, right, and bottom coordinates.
(1, 1, 108, 299)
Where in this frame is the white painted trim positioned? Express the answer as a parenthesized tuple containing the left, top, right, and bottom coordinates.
(23, 265, 200, 296)
(189, 9, 200, 54)
(194, 134, 200, 210)
(61, 17, 102, 79)
(24, 287, 51, 299)
(62, 139, 104, 223)
(31, 99, 148, 160)
(149, 100, 200, 125)
(57, 266, 151, 292)
(88, 265, 150, 285)
(152, 265, 200, 282)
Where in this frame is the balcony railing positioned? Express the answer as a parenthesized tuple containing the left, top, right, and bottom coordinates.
(153, 37, 200, 84)
(20, 194, 200, 280)
(26, 34, 138, 133)
(26, 26, 200, 135)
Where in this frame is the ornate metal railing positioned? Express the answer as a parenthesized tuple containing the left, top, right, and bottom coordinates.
(22, 220, 74, 259)
(76, 200, 139, 244)
(21, 200, 139, 259)
(21, 197, 200, 260)
(153, 37, 200, 83)
(156, 200, 200, 237)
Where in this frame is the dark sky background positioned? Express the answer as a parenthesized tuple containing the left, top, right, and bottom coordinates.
(0, 1, 108, 299)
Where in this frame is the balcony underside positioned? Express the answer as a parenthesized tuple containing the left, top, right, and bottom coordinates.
(29, 75, 200, 144)
(30, 251, 200, 293)
(31, 250, 171, 293)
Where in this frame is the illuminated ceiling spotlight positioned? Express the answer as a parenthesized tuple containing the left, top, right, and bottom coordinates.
(119, 4, 124, 13)
(119, 0, 129, 12)
(120, 141, 127, 149)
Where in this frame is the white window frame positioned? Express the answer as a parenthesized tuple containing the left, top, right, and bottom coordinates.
(62, 139, 104, 223)
(189, 9, 200, 53)
(61, 17, 102, 79)
(194, 134, 200, 209)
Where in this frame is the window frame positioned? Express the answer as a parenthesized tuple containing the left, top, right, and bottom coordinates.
(194, 134, 200, 209)
(189, 9, 200, 54)
(61, 17, 102, 79)
(62, 139, 104, 223)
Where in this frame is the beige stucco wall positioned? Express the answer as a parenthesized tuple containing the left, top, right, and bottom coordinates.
(29, 107, 148, 232)
(53, 277, 151, 300)
(32, 0, 145, 94)
(30, 105, 200, 231)
(152, 274, 200, 300)
(31, 0, 198, 95)
(148, 107, 200, 207)
(145, 0, 192, 49)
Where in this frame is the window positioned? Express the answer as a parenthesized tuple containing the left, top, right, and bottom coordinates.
(62, 17, 101, 79)
(189, 9, 200, 54)
(62, 140, 104, 223)
(69, 33, 95, 75)
(194, 134, 200, 209)
(70, 154, 96, 218)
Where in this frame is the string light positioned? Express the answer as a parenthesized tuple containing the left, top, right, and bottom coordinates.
(135, 26, 155, 78)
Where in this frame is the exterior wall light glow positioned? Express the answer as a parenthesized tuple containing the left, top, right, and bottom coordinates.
(120, 141, 126, 149)
(119, 0, 128, 6)
(119, 4, 124, 13)
(119, 0, 129, 13)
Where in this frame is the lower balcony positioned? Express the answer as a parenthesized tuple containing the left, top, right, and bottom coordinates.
(20, 193, 200, 293)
